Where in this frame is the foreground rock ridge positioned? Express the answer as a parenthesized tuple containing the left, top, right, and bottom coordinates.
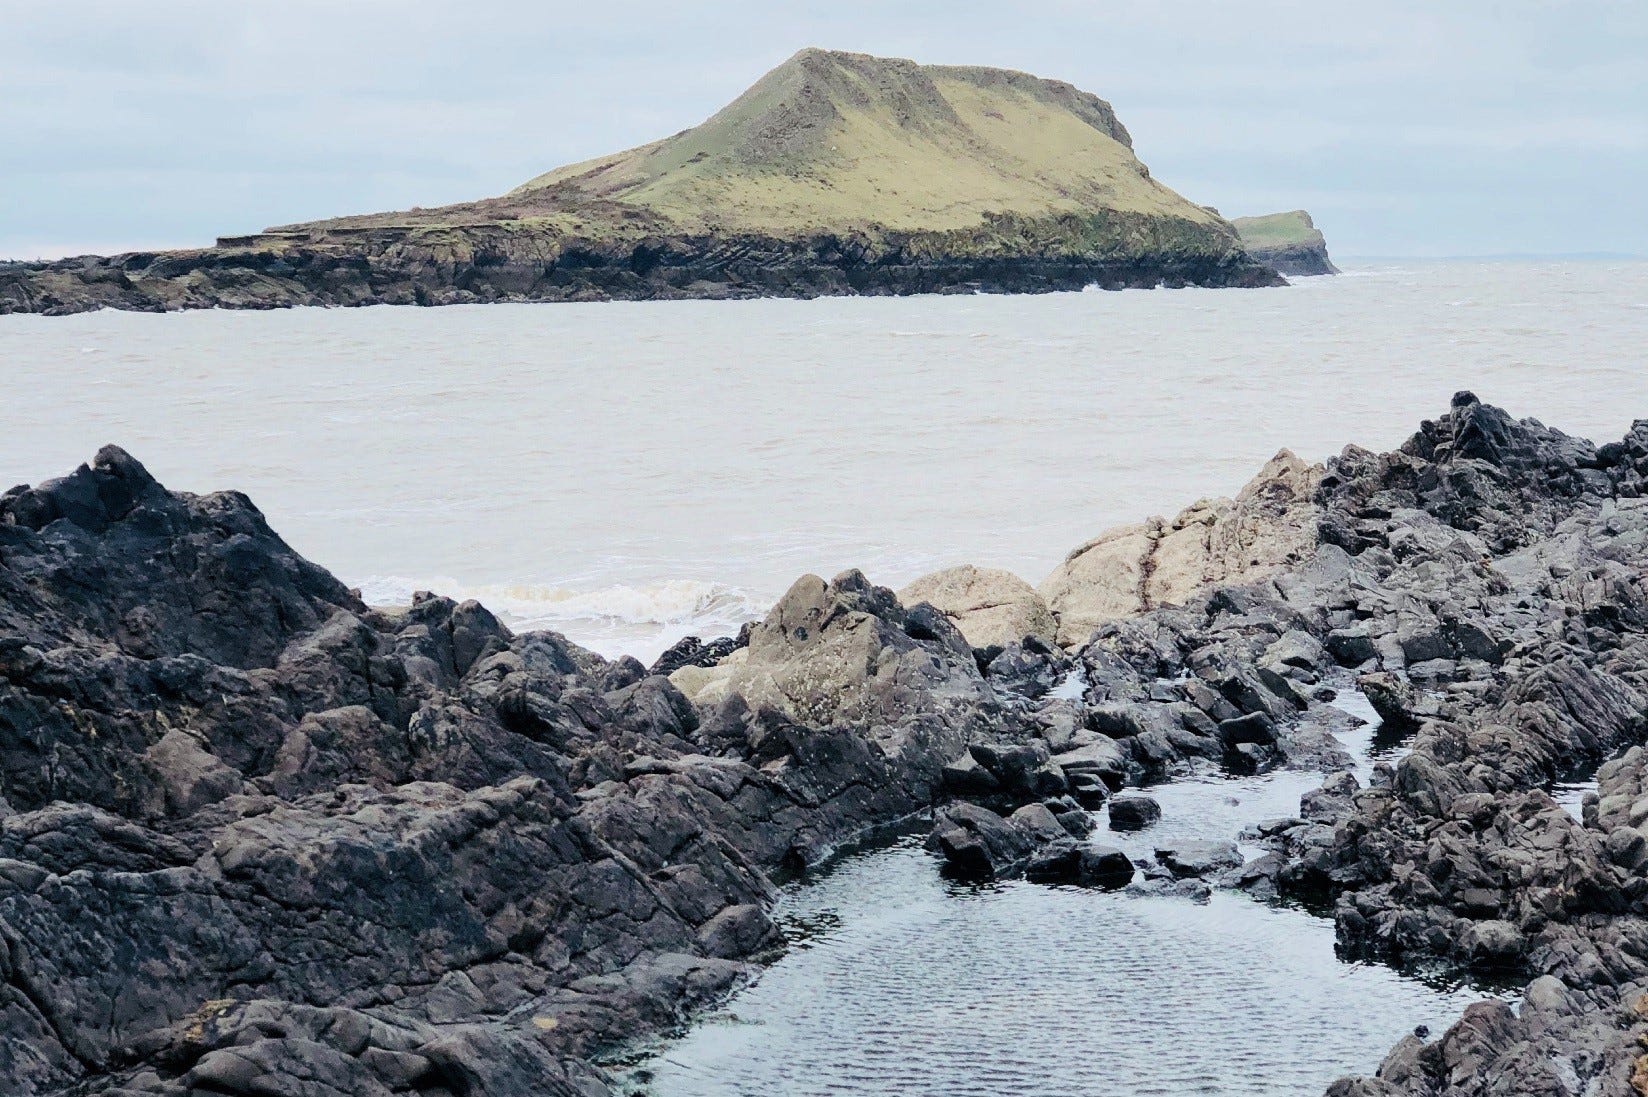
(0, 48, 1285, 316)
(5, 394, 1648, 1094)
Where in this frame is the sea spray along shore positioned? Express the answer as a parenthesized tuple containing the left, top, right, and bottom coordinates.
(352, 575, 768, 665)
(0, 49, 1296, 316)
(4, 394, 1648, 1094)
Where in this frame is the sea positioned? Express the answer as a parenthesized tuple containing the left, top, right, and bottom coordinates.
(3, 259, 1644, 666)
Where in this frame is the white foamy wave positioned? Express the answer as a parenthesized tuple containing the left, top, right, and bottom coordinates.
(354, 574, 769, 663)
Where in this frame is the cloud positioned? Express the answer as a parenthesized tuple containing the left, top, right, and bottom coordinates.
(2, 1, 1644, 257)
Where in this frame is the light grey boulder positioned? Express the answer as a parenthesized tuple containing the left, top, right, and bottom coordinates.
(898, 564, 1058, 649)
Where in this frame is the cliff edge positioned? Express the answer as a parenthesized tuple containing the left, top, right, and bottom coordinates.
(1232, 210, 1338, 276)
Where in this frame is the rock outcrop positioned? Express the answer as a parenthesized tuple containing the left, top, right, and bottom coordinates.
(1039, 449, 1322, 645)
(1252, 395, 1648, 1095)
(0, 49, 1285, 316)
(1232, 210, 1339, 276)
(916, 393, 1648, 1095)
(0, 449, 1032, 1096)
(0, 430, 1398, 1096)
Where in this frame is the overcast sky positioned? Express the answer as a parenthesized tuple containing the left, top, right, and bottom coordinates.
(4, 1, 1644, 260)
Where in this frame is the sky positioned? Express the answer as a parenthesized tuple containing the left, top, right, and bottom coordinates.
(3, 1, 1645, 260)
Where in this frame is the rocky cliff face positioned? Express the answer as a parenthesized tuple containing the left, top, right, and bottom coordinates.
(0, 49, 1284, 316)
(8, 395, 1648, 1095)
(1233, 210, 1339, 276)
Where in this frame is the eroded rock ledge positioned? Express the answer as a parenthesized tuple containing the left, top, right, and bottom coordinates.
(5, 393, 1648, 1095)
(0, 220, 1280, 317)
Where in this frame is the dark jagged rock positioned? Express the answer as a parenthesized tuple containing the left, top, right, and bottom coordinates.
(0, 451, 1039, 1096)
(909, 395, 1648, 1094)
(648, 629, 747, 677)
(928, 801, 1035, 880)
(1154, 840, 1243, 879)
(1107, 795, 1162, 831)
(1250, 395, 1648, 1095)
(918, 392, 1648, 1094)
(1023, 838, 1136, 888)
(1078, 844, 1137, 888)
(981, 640, 1069, 698)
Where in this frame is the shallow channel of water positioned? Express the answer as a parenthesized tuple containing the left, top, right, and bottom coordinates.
(619, 692, 1500, 1096)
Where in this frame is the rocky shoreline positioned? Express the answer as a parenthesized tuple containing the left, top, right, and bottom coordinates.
(0, 219, 1280, 317)
(4, 393, 1648, 1095)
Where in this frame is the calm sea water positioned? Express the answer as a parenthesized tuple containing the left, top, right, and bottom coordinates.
(3, 260, 1645, 659)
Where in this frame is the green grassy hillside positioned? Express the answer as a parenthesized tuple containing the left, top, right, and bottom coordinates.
(277, 49, 1234, 246)
(1231, 210, 1326, 250)
(1, 48, 1282, 316)
(1231, 210, 1337, 275)
(502, 48, 1224, 235)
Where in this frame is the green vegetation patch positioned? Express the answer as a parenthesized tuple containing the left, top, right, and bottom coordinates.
(1231, 210, 1325, 249)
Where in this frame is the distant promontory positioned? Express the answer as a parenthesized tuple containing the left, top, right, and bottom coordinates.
(1232, 210, 1339, 276)
(3, 49, 1303, 315)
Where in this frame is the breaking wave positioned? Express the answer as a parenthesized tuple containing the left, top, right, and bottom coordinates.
(354, 574, 769, 663)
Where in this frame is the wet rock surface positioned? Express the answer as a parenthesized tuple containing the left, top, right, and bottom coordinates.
(7, 392, 1648, 1094)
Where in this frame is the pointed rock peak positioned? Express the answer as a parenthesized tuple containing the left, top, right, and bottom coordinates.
(1, 445, 166, 533)
(1237, 448, 1322, 502)
(92, 444, 160, 491)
